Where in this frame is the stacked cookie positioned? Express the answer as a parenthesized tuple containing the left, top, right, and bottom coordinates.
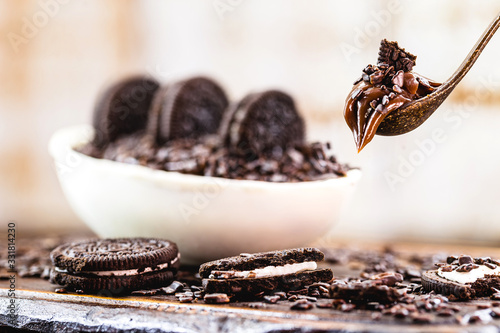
(49, 238, 180, 294)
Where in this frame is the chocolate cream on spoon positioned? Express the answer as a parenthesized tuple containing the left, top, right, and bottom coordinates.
(344, 39, 441, 152)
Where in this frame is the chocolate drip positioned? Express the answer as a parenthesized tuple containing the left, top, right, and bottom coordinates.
(343, 40, 441, 152)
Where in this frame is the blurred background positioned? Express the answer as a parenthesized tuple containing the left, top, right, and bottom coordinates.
(1, 0, 500, 244)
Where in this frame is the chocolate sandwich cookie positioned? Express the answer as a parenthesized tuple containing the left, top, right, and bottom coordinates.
(49, 238, 180, 294)
(220, 90, 305, 155)
(200, 248, 333, 298)
(422, 255, 500, 300)
(92, 76, 160, 148)
(148, 77, 229, 145)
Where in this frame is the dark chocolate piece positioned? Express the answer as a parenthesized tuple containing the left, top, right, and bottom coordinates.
(92, 76, 160, 148)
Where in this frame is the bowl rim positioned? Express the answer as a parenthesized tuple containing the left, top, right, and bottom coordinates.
(49, 124, 362, 190)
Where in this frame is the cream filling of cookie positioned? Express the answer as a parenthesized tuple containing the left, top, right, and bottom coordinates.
(209, 261, 317, 279)
(437, 265, 500, 284)
(55, 256, 179, 277)
(229, 104, 249, 146)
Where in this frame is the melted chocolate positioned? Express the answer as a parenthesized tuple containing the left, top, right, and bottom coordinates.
(344, 40, 441, 152)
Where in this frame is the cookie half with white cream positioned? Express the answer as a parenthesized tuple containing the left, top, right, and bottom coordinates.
(421, 255, 500, 300)
(49, 238, 180, 294)
(199, 248, 333, 297)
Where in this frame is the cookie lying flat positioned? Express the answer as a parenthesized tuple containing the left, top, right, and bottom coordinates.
(200, 248, 333, 297)
(50, 238, 180, 294)
(422, 255, 500, 300)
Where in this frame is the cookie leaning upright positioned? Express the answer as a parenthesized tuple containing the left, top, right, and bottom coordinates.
(49, 238, 180, 293)
(200, 248, 333, 297)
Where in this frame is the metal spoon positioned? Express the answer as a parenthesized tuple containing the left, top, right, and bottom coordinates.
(376, 13, 500, 136)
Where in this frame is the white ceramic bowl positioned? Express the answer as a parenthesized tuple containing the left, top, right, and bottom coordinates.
(49, 125, 361, 264)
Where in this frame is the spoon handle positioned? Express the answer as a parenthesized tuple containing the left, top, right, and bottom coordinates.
(444, 13, 500, 87)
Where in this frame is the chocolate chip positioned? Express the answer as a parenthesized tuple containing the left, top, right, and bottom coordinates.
(391, 70, 404, 87)
(491, 259, 500, 266)
(485, 262, 497, 270)
(179, 296, 194, 303)
(369, 72, 385, 85)
(381, 95, 389, 106)
(204, 293, 230, 304)
(474, 257, 490, 265)
(456, 264, 474, 272)
(290, 299, 313, 310)
(458, 255, 473, 265)
(274, 291, 287, 300)
(446, 256, 458, 264)
(392, 85, 402, 93)
(263, 295, 280, 304)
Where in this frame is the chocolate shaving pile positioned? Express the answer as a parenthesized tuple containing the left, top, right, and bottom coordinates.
(80, 135, 351, 182)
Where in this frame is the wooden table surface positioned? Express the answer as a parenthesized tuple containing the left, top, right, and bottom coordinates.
(1, 235, 500, 333)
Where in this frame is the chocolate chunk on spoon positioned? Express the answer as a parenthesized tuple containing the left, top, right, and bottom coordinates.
(344, 39, 440, 152)
(92, 76, 160, 148)
(148, 77, 229, 145)
(220, 90, 305, 155)
(377, 39, 416, 72)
